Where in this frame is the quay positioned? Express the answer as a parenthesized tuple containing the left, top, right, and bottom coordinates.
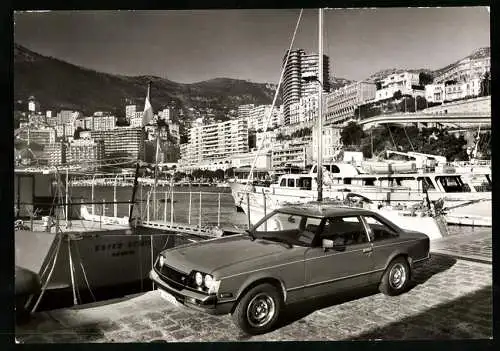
(15, 230, 492, 342)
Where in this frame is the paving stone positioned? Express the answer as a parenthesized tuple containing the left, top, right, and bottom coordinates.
(170, 329, 192, 340)
(16, 252, 493, 343)
(138, 330, 164, 341)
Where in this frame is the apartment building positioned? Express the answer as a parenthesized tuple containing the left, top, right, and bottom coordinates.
(92, 114, 116, 131)
(19, 127, 56, 147)
(374, 72, 422, 102)
(57, 110, 77, 125)
(425, 78, 482, 104)
(91, 126, 144, 159)
(247, 105, 281, 131)
(45, 141, 67, 166)
(125, 105, 139, 121)
(238, 104, 255, 121)
(289, 94, 319, 125)
(67, 139, 105, 168)
(312, 124, 342, 161)
(255, 130, 278, 151)
(182, 119, 249, 167)
(271, 137, 312, 169)
(159, 107, 178, 121)
(325, 81, 377, 126)
(281, 49, 331, 125)
(28, 96, 40, 113)
(130, 112, 144, 127)
(231, 150, 272, 169)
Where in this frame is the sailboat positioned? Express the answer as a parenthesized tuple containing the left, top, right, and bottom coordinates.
(14, 83, 228, 312)
(231, 9, 475, 239)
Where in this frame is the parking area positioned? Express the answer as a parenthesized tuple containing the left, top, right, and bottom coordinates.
(16, 252, 492, 342)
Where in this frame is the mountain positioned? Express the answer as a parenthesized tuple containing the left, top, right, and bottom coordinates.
(14, 44, 277, 119)
(432, 47, 490, 79)
(330, 77, 355, 90)
(366, 68, 433, 83)
(365, 47, 490, 83)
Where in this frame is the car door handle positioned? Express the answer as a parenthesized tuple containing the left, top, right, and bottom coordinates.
(362, 247, 372, 254)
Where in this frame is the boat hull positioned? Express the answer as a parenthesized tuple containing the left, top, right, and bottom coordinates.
(15, 226, 203, 308)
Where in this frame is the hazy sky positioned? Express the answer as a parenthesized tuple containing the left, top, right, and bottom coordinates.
(14, 8, 490, 84)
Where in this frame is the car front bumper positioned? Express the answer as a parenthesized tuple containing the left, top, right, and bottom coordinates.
(149, 269, 234, 315)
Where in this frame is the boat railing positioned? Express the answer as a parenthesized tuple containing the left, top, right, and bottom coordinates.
(140, 188, 233, 229)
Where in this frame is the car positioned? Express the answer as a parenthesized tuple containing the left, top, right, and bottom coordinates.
(149, 204, 430, 334)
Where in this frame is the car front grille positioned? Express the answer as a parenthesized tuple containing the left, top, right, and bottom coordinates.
(155, 263, 190, 290)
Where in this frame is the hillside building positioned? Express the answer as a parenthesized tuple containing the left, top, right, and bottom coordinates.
(325, 81, 377, 126)
(91, 126, 144, 159)
(181, 119, 249, 167)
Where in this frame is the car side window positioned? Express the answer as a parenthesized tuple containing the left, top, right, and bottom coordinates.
(321, 216, 368, 246)
(363, 216, 399, 241)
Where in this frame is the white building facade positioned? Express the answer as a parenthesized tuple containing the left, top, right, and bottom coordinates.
(374, 72, 421, 101)
(325, 81, 377, 125)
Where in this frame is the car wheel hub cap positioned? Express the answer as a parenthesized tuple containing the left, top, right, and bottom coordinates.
(247, 293, 275, 328)
(389, 263, 406, 290)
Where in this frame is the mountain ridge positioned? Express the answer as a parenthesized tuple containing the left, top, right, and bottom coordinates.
(14, 43, 490, 118)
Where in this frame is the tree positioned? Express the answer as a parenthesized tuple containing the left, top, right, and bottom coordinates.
(480, 71, 491, 96)
(341, 121, 365, 147)
(214, 169, 225, 180)
(419, 72, 434, 86)
(393, 90, 403, 100)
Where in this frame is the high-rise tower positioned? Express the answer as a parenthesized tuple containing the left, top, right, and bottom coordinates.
(281, 49, 331, 125)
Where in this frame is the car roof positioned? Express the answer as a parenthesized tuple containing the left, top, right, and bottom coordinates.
(276, 203, 376, 218)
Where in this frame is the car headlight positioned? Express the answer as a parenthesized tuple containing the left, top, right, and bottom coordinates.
(191, 271, 221, 294)
(194, 272, 203, 286)
(204, 274, 214, 289)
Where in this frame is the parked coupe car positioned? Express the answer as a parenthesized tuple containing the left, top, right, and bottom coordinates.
(149, 204, 430, 334)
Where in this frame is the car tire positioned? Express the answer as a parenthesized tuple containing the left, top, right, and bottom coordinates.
(379, 256, 411, 296)
(232, 283, 282, 335)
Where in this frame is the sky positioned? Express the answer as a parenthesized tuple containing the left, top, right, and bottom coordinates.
(13, 8, 490, 84)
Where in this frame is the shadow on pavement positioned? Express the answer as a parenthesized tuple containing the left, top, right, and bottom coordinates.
(349, 285, 492, 340)
(275, 253, 457, 330)
(407, 253, 457, 290)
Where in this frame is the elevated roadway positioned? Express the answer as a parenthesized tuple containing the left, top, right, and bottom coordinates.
(359, 112, 490, 130)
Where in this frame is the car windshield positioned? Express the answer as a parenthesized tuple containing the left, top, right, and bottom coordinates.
(252, 211, 322, 247)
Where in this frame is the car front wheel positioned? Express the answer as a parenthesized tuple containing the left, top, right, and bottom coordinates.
(232, 283, 282, 335)
(379, 256, 411, 296)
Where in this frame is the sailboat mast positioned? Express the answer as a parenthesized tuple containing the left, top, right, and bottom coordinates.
(317, 7, 324, 202)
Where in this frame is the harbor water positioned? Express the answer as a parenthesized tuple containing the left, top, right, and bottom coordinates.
(70, 185, 250, 228)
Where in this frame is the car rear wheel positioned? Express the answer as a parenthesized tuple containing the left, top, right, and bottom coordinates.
(232, 283, 282, 335)
(379, 256, 410, 296)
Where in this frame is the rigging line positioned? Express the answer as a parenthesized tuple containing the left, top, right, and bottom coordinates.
(31, 228, 64, 313)
(74, 242, 96, 302)
(385, 125, 397, 149)
(68, 236, 78, 305)
(403, 126, 416, 152)
(243, 8, 304, 190)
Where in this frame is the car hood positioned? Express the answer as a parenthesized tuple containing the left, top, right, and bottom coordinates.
(160, 234, 297, 276)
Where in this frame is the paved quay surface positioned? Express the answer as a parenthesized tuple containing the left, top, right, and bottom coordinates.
(431, 228, 492, 263)
(15, 229, 492, 342)
(16, 255, 492, 342)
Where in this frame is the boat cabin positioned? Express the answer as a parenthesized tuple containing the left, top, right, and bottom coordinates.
(14, 169, 78, 219)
